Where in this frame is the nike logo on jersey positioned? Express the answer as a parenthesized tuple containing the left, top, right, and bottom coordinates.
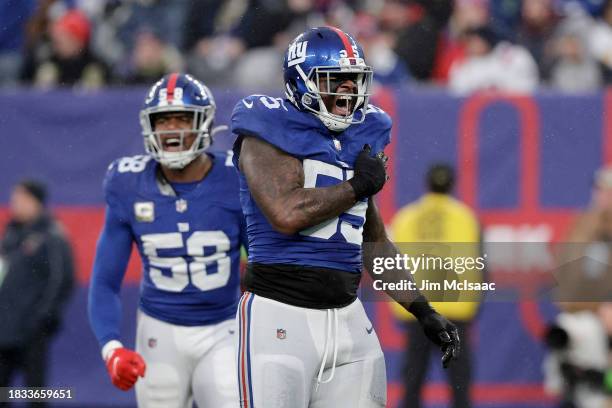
(366, 326, 374, 334)
(228, 329, 235, 335)
(242, 100, 254, 109)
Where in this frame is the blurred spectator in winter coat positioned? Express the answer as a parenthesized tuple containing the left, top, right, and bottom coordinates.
(21, 9, 108, 88)
(394, 0, 454, 80)
(0, 0, 36, 87)
(515, 0, 560, 80)
(0, 180, 74, 401)
(588, 0, 612, 84)
(549, 22, 602, 92)
(118, 29, 183, 85)
(449, 25, 539, 94)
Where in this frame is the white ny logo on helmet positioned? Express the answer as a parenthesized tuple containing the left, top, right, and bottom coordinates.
(287, 41, 308, 67)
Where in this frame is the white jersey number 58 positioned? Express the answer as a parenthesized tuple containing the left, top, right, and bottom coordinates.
(141, 231, 230, 292)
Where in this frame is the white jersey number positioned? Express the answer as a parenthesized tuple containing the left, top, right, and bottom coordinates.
(141, 231, 231, 292)
(117, 155, 151, 173)
(299, 159, 368, 245)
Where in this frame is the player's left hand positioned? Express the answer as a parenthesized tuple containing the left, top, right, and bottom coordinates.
(419, 312, 460, 368)
(375, 151, 390, 179)
(409, 296, 460, 368)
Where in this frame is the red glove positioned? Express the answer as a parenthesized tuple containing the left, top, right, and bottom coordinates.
(105, 348, 146, 391)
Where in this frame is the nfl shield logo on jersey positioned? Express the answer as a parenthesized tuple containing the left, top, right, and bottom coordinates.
(333, 138, 341, 151)
(134, 202, 155, 222)
(175, 199, 188, 213)
(148, 338, 157, 348)
(276, 329, 287, 340)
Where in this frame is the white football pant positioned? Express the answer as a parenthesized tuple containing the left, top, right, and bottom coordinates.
(135, 311, 239, 408)
(236, 292, 387, 408)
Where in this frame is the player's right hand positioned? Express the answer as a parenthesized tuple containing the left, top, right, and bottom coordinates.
(105, 348, 146, 391)
(349, 144, 388, 200)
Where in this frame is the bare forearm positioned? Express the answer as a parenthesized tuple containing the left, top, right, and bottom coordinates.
(275, 182, 356, 232)
(363, 203, 459, 368)
(239, 135, 358, 234)
(363, 198, 422, 308)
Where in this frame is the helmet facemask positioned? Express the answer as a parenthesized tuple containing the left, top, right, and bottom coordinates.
(296, 60, 373, 132)
(140, 105, 215, 169)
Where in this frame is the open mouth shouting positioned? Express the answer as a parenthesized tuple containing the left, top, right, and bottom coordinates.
(319, 74, 359, 118)
(332, 94, 356, 117)
(160, 134, 184, 152)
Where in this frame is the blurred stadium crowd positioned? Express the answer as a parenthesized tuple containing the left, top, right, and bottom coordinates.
(3, 0, 612, 94)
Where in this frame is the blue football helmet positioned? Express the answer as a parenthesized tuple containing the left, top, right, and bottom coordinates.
(283, 26, 373, 132)
(140, 73, 221, 169)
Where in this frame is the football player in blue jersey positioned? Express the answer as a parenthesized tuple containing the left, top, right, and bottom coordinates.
(88, 73, 245, 408)
(231, 27, 460, 407)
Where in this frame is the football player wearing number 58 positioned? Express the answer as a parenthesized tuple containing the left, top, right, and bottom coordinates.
(88, 73, 246, 408)
(231, 27, 460, 407)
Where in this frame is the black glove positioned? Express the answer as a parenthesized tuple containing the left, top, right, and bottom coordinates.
(348, 144, 388, 200)
(544, 324, 569, 351)
(409, 295, 460, 368)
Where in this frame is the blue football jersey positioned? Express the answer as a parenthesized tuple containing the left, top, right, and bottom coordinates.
(231, 95, 391, 273)
(103, 151, 245, 326)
